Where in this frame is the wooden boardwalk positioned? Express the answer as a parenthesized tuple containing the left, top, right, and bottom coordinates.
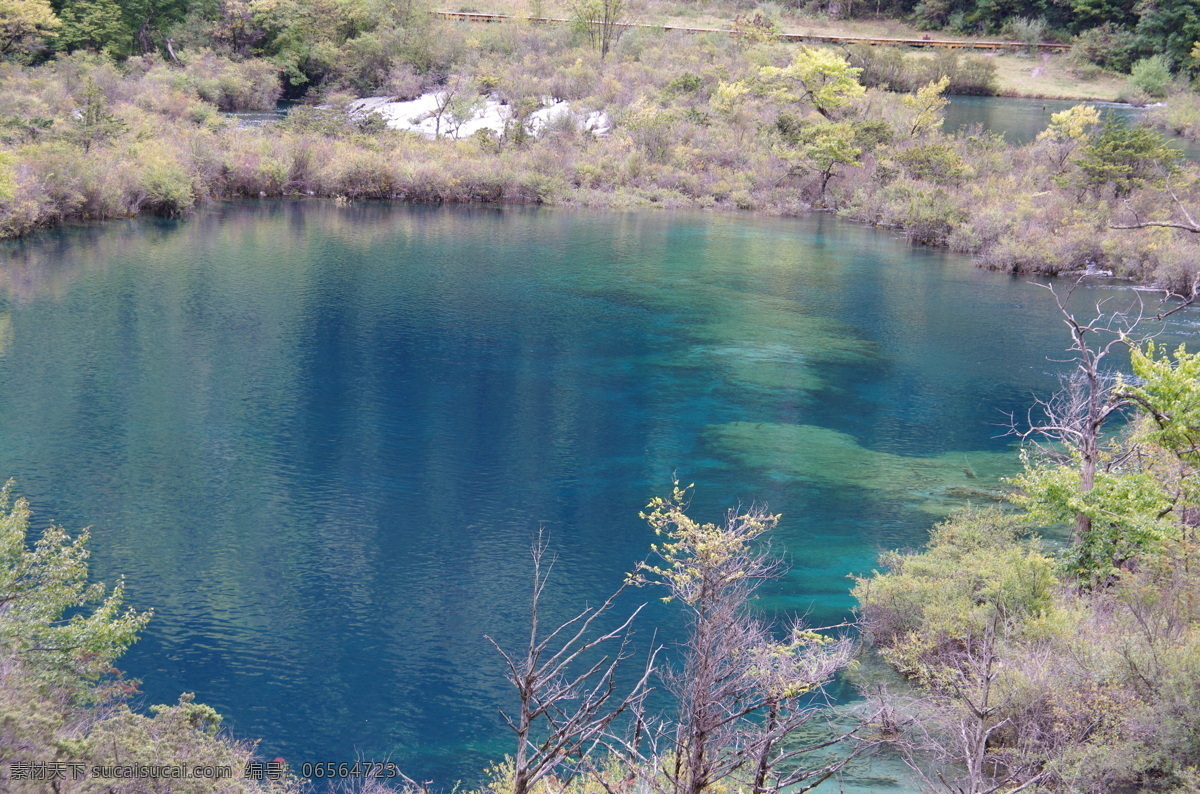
(433, 10, 1072, 51)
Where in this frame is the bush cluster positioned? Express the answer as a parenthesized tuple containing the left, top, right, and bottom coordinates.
(846, 45, 998, 94)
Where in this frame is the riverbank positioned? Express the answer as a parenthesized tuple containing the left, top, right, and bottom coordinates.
(1, 36, 1197, 294)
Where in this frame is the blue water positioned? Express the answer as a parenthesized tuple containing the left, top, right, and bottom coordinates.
(1, 203, 1195, 787)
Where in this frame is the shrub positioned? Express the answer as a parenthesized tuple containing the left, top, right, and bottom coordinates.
(1067, 117, 1180, 197)
(180, 50, 282, 111)
(1128, 54, 1173, 98)
(137, 148, 196, 215)
(894, 141, 965, 183)
(852, 506, 1056, 681)
(1147, 91, 1200, 140)
(1003, 16, 1047, 51)
(664, 72, 703, 95)
(1069, 23, 1141, 73)
(846, 46, 996, 95)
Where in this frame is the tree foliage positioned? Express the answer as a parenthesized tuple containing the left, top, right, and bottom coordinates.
(900, 76, 949, 138)
(1066, 117, 1179, 198)
(0, 0, 58, 58)
(56, 0, 129, 53)
(65, 78, 128, 152)
(755, 47, 866, 121)
(0, 480, 150, 695)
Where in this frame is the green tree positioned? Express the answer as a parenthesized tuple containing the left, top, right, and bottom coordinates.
(119, 0, 191, 53)
(249, 0, 375, 86)
(755, 47, 866, 120)
(1071, 0, 1136, 30)
(772, 115, 862, 202)
(0, 480, 150, 694)
(1006, 288, 1200, 581)
(56, 0, 129, 53)
(0, 0, 59, 58)
(65, 78, 128, 152)
(1135, 0, 1200, 70)
(1129, 53, 1172, 97)
(1067, 116, 1179, 197)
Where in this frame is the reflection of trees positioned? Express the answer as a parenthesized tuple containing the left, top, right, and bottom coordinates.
(0, 227, 120, 301)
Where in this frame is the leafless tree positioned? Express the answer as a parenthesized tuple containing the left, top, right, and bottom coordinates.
(620, 486, 869, 794)
(485, 531, 658, 794)
(869, 617, 1046, 794)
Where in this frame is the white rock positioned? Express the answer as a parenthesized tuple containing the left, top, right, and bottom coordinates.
(349, 92, 611, 140)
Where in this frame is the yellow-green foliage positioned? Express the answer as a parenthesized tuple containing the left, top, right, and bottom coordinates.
(1036, 103, 1102, 143)
(637, 481, 778, 605)
(1008, 446, 1176, 570)
(900, 75, 949, 137)
(755, 46, 866, 119)
(852, 507, 1056, 682)
(1122, 342, 1200, 462)
(0, 0, 60, 58)
(0, 151, 12, 200)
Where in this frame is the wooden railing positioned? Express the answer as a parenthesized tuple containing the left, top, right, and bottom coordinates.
(433, 10, 1072, 51)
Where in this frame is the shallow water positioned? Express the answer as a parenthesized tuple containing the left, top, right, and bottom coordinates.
(0, 203, 1195, 788)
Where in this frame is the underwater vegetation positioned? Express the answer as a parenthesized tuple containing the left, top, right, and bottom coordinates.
(708, 421, 1014, 513)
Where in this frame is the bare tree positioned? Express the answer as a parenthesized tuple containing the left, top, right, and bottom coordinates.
(486, 531, 658, 794)
(870, 618, 1047, 794)
(625, 483, 866, 794)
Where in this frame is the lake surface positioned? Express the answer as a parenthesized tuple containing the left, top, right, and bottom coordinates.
(946, 95, 1200, 160)
(1, 203, 1196, 789)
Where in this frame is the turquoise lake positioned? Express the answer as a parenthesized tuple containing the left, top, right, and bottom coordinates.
(1, 203, 1196, 788)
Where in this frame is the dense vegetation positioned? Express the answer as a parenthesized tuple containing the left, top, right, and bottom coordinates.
(856, 335, 1200, 790)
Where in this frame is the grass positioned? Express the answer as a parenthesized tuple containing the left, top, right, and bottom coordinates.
(989, 52, 1127, 100)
